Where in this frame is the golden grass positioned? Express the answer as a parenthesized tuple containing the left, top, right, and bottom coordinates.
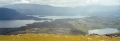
(0, 34, 120, 41)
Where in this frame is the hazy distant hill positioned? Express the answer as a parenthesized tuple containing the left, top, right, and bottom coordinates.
(1, 16, 120, 35)
(2, 4, 120, 17)
(3, 4, 72, 16)
(0, 8, 48, 20)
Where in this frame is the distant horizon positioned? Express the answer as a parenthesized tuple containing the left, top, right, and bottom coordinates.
(0, 0, 119, 7)
(1, 3, 120, 8)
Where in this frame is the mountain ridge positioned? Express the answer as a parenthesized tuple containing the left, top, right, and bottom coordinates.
(2, 4, 120, 16)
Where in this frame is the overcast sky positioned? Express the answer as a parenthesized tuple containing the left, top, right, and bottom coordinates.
(0, 0, 120, 7)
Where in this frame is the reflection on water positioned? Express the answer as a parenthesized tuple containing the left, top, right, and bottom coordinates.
(88, 28, 119, 35)
(0, 20, 50, 28)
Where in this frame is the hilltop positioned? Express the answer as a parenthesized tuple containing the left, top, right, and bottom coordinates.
(0, 34, 120, 41)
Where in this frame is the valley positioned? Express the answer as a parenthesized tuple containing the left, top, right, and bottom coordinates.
(0, 16, 120, 35)
(0, 1, 119, 41)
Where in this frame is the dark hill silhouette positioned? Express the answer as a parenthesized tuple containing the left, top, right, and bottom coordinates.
(0, 8, 48, 20)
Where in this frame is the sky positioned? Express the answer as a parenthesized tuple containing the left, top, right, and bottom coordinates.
(0, 0, 119, 7)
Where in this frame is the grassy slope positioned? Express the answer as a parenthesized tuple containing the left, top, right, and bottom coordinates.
(0, 34, 120, 41)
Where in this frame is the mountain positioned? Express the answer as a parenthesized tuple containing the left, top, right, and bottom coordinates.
(0, 16, 120, 35)
(0, 8, 48, 20)
(2, 4, 120, 17)
(2, 4, 72, 16)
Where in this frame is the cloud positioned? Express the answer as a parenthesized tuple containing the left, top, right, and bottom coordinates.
(86, 0, 99, 3)
(12, 0, 31, 4)
(0, 0, 119, 7)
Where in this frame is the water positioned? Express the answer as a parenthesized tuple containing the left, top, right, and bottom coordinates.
(0, 15, 87, 28)
(0, 20, 50, 28)
(88, 28, 119, 35)
(40, 16, 88, 20)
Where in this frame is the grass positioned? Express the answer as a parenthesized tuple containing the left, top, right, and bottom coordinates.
(0, 34, 120, 41)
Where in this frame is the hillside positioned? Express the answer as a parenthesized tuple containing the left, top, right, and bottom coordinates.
(0, 16, 120, 35)
(0, 8, 48, 20)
